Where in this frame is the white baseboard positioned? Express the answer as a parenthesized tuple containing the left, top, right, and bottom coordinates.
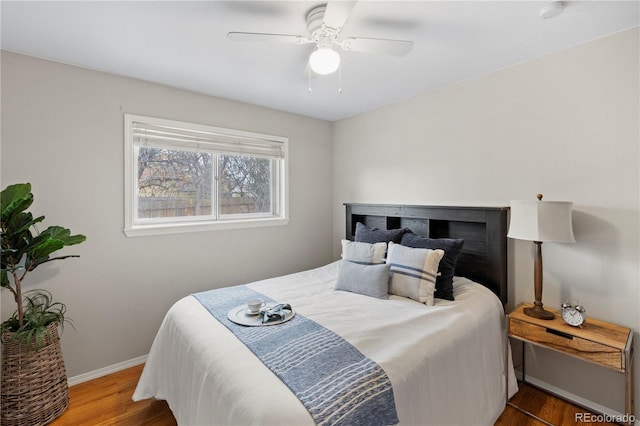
(523, 375, 638, 425)
(67, 354, 147, 386)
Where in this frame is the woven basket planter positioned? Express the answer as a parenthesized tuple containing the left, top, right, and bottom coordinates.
(1, 322, 69, 426)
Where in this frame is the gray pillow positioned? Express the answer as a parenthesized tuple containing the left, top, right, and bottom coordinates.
(335, 260, 390, 299)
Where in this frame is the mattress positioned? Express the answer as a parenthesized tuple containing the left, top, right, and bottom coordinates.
(133, 261, 517, 425)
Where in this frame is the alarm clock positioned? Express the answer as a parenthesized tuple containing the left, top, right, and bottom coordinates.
(561, 299, 586, 327)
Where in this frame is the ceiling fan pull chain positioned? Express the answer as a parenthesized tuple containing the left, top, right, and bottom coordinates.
(308, 65, 312, 93)
(338, 65, 342, 94)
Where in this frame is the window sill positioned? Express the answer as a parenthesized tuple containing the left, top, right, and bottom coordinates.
(124, 217, 289, 237)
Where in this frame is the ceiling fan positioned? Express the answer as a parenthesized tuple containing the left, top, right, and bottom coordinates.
(227, 1, 414, 76)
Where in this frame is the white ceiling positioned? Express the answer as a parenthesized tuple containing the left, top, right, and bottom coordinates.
(1, 1, 638, 121)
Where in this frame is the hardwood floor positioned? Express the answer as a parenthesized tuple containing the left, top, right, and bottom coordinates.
(496, 384, 617, 426)
(50, 364, 175, 426)
(50, 364, 616, 426)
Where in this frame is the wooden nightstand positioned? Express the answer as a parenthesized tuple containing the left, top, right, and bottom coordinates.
(507, 303, 635, 425)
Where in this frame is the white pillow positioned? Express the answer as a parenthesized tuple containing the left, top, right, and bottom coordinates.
(386, 242, 444, 305)
(341, 239, 386, 265)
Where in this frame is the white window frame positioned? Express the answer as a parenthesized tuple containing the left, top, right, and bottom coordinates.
(124, 114, 289, 237)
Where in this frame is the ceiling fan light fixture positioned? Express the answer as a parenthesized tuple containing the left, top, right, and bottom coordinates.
(309, 47, 341, 75)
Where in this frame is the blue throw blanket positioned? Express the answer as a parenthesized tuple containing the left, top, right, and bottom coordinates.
(193, 285, 399, 426)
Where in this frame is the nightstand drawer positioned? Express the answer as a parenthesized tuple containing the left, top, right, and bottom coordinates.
(509, 318, 623, 370)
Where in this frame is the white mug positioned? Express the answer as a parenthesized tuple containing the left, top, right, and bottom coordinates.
(247, 300, 266, 313)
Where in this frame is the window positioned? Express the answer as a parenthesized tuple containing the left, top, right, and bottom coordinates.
(124, 114, 288, 237)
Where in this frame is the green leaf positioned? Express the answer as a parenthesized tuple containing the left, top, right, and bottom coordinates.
(5, 212, 43, 236)
(41, 226, 87, 246)
(29, 238, 65, 263)
(1, 183, 32, 221)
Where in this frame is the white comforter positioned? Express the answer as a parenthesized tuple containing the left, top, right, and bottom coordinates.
(134, 262, 517, 425)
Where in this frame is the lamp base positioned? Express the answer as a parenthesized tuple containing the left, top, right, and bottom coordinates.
(524, 303, 555, 320)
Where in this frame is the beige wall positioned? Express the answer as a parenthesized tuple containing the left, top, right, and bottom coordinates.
(332, 28, 639, 416)
(0, 51, 334, 376)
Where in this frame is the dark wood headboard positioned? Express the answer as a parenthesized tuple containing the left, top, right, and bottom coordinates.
(344, 203, 509, 305)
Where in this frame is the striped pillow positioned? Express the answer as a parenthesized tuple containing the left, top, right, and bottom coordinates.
(386, 242, 444, 305)
(341, 240, 387, 265)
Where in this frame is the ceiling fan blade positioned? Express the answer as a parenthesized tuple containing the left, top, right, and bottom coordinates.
(322, 0, 358, 31)
(341, 37, 414, 56)
(227, 32, 312, 44)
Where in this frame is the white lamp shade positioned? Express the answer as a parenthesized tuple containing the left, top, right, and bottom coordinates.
(309, 47, 340, 75)
(508, 199, 575, 243)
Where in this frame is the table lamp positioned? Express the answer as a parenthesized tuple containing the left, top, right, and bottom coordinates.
(508, 194, 575, 320)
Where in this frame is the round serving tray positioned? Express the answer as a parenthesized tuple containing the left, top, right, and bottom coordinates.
(227, 303, 295, 327)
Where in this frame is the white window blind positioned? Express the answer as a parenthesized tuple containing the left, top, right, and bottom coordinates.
(131, 121, 285, 159)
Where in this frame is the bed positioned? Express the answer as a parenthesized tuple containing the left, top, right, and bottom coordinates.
(133, 204, 517, 425)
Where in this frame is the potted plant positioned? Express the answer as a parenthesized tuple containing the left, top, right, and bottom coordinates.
(1, 182, 86, 425)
